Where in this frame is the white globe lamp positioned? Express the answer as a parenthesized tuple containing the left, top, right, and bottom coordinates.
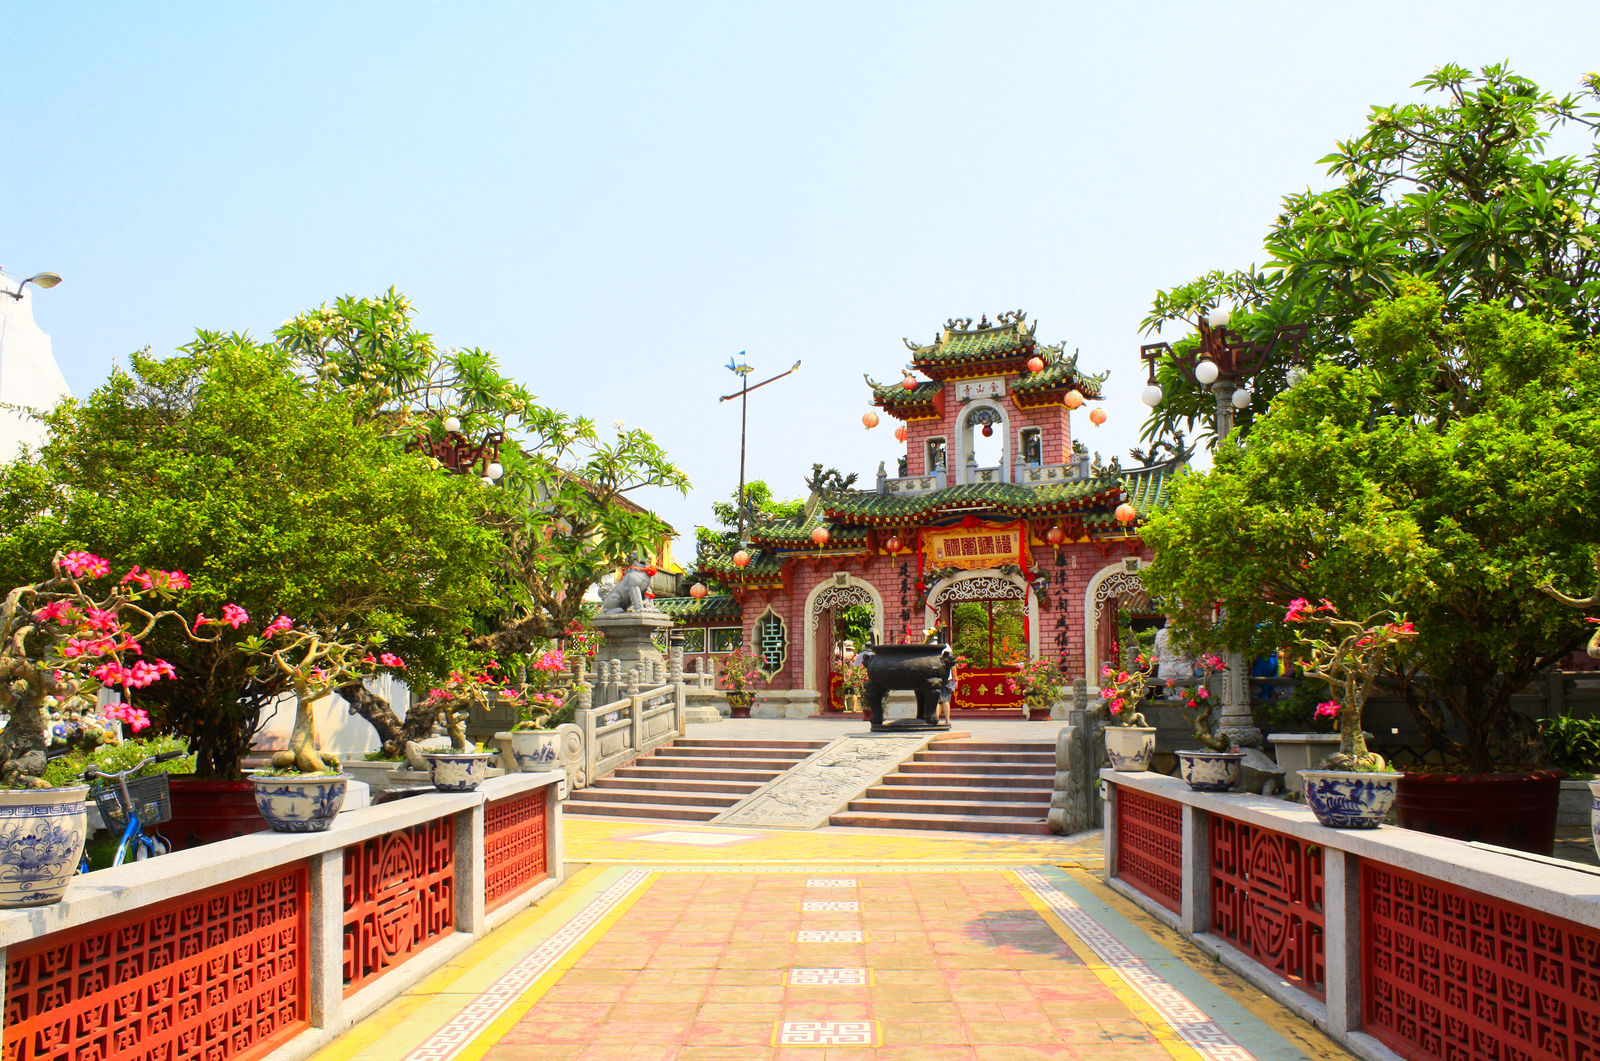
(443, 416, 462, 434)
(1140, 384, 1163, 408)
(1206, 306, 1231, 329)
(1194, 359, 1220, 386)
(1232, 387, 1252, 410)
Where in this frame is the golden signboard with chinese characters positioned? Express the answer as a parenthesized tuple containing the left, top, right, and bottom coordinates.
(925, 523, 1023, 570)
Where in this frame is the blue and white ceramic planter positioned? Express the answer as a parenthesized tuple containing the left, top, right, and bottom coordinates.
(0, 786, 89, 907)
(1104, 726, 1157, 772)
(1590, 780, 1600, 862)
(510, 729, 561, 772)
(1301, 769, 1403, 829)
(1176, 749, 1245, 792)
(424, 751, 497, 792)
(251, 774, 348, 832)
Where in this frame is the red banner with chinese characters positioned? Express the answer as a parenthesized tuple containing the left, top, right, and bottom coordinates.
(924, 521, 1025, 571)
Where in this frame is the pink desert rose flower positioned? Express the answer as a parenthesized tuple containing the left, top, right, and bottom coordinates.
(221, 604, 249, 629)
(379, 653, 406, 670)
(120, 566, 155, 590)
(263, 615, 293, 637)
(1285, 598, 1311, 622)
(1314, 700, 1341, 719)
(62, 552, 110, 579)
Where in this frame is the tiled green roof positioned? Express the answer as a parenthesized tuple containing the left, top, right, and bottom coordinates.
(1078, 463, 1177, 529)
(865, 374, 943, 409)
(817, 478, 1120, 524)
(910, 315, 1035, 364)
(1011, 352, 1109, 400)
(655, 594, 741, 621)
(697, 549, 784, 579)
(751, 511, 872, 548)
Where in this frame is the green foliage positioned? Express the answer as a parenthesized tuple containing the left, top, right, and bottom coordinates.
(1252, 679, 1337, 735)
(1542, 713, 1600, 776)
(719, 647, 764, 693)
(951, 601, 1026, 668)
(1142, 64, 1600, 446)
(694, 480, 804, 579)
(1141, 283, 1600, 772)
(0, 334, 502, 779)
(38, 734, 194, 788)
(833, 603, 876, 649)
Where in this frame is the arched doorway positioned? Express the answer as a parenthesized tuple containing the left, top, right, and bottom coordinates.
(1083, 560, 1162, 681)
(928, 572, 1032, 717)
(804, 575, 882, 711)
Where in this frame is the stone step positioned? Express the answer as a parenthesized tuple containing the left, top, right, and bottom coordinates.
(657, 746, 822, 760)
(565, 800, 720, 821)
(590, 776, 763, 795)
(828, 810, 1053, 835)
(844, 797, 1049, 817)
(671, 738, 829, 750)
(859, 783, 1053, 803)
(613, 765, 786, 782)
(566, 787, 739, 808)
(928, 740, 1057, 752)
(643, 755, 801, 772)
(898, 761, 1054, 776)
(914, 751, 1054, 764)
(878, 771, 1054, 788)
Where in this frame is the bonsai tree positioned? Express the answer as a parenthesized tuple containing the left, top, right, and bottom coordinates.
(720, 647, 763, 703)
(1003, 655, 1066, 711)
(0, 551, 207, 787)
(243, 615, 408, 774)
(1096, 637, 1154, 728)
(1281, 600, 1419, 771)
(1169, 652, 1230, 750)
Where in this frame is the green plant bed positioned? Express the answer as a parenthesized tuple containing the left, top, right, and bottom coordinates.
(80, 830, 123, 873)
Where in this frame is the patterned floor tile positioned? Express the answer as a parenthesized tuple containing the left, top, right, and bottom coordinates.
(787, 967, 869, 985)
(772, 1020, 879, 1046)
(795, 929, 864, 942)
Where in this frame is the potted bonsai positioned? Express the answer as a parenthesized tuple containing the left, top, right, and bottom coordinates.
(1539, 557, 1600, 860)
(1168, 653, 1243, 791)
(1097, 642, 1158, 771)
(0, 551, 198, 905)
(1003, 654, 1067, 720)
(839, 661, 869, 717)
(720, 647, 762, 717)
(500, 645, 572, 773)
(1282, 599, 1418, 828)
(244, 615, 408, 829)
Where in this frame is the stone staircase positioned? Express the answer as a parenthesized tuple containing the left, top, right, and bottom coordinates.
(829, 738, 1056, 835)
(563, 737, 830, 822)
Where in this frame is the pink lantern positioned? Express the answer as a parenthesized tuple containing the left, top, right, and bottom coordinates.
(689, 582, 708, 599)
(733, 550, 751, 568)
(1115, 503, 1137, 524)
(1026, 355, 1044, 373)
(1064, 390, 1084, 409)
(811, 526, 830, 546)
(1089, 407, 1107, 426)
(894, 424, 908, 442)
(900, 375, 917, 391)
(862, 411, 880, 430)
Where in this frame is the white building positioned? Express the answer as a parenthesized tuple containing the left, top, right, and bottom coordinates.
(0, 272, 70, 459)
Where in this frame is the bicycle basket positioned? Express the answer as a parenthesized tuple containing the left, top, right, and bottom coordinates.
(92, 773, 173, 830)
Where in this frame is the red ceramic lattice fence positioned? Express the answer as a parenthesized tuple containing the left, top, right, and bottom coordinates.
(4, 866, 307, 1061)
(342, 817, 455, 994)
(484, 788, 549, 911)
(1115, 784, 1183, 912)
(1364, 861, 1600, 1061)
(1210, 815, 1325, 999)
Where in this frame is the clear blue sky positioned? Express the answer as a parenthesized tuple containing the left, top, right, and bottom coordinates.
(5, 3, 1595, 548)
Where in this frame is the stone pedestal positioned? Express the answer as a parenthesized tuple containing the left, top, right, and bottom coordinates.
(591, 610, 671, 675)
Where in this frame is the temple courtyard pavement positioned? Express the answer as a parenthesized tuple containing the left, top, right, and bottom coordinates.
(309, 719, 1373, 1061)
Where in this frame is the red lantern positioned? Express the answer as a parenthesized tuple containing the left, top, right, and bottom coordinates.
(862, 411, 879, 429)
(885, 535, 903, 553)
(733, 549, 751, 568)
(1027, 355, 1044, 373)
(811, 526, 830, 545)
(900, 375, 917, 391)
(894, 424, 908, 442)
(689, 582, 708, 599)
(981, 424, 993, 437)
(1045, 526, 1064, 546)
(1089, 407, 1107, 426)
(1064, 390, 1084, 409)
(1115, 503, 1137, 523)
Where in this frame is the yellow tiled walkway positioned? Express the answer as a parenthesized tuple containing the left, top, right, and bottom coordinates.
(316, 819, 1351, 1061)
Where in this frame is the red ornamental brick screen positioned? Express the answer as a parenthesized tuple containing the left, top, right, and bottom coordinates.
(343, 817, 455, 994)
(484, 789, 549, 911)
(1114, 785, 1183, 912)
(1209, 815, 1325, 999)
(4, 866, 307, 1061)
(1364, 862, 1600, 1061)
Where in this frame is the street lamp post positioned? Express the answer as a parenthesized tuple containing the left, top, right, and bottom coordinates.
(1139, 307, 1306, 749)
(719, 356, 801, 544)
(404, 415, 506, 486)
(1, 270, 63, 301)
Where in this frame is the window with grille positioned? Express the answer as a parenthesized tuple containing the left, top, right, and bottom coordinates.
(755, 608, 787, 676)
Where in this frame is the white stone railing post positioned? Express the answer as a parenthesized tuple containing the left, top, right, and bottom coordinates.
(307, 848, 344, 1028)
(455, 802, 487, 935)
(1179, 805, 1211, 935)
(1323, 850, 1361, 1034)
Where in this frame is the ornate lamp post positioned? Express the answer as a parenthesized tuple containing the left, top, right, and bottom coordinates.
(405, 415, 506, 486)
(1, 269, 62, 301)
(719, 355, 801, 543)
(1138, 307, 1307, 749)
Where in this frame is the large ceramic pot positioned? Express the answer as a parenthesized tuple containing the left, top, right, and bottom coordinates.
(1302, 769, 1403, 829)
(1395, 769, 1565, 855)
(1590, 779, 1600, 863)
(424, 751, 497, 792)
(0, 786, 90, 907)
(250, 774, 349, 832)
(509, 729, 561, 772)
(1104, 726, 1157, 772)
(166, 778, 269, 850)
(725, 691, 754, 718)
(1176, 749, 1245, 792)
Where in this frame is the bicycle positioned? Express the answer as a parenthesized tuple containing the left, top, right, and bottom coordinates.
(82, 750, 185, 869)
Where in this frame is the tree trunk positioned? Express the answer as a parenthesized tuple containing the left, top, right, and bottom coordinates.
(0, 688, 49, 788)
(337, 680, 441, 759)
